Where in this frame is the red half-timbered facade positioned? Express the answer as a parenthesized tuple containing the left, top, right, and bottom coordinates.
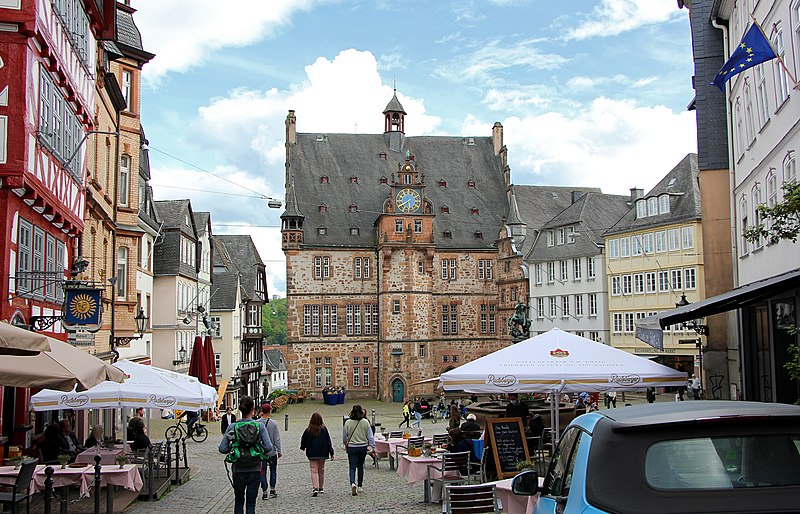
(0, 0, 115, 448)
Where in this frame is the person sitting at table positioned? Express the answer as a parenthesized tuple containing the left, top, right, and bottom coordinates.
(129, 424, 151, 452)
(460, 413, 481, 433)
(44, 420, 82, 462)
(446, 428, 476, 473)
(127, 407, 145, 440)
(84, 424, 104, 449)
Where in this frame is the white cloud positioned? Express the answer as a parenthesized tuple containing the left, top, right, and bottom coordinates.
(482, 87, 551, 111)
(462, 97, 697, 195)
(565, 0, 683, 41)
(133, 0, 317, 85)
(437, 39, 567, 82)
(565, 74, 658, 90)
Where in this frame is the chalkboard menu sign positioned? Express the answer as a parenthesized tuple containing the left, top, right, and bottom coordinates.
(485, 417, 530, 479)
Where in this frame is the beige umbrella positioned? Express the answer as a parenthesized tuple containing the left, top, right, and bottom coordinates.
(0, 321, 51, 355)
(0, 337, 125, 391)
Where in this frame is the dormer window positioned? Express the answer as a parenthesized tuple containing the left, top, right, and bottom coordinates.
(443, 230, 452, 239)
(439, 180, 447, 187)
(379, 176, 388, 184)
(320, 176, 329, 184)
(350, 176, 358, 184)
(350, 227, 360, 236)
(348, 204, 358, 213)
(378, 152, 387, 159)
(647, 197, 658, 216)
(659, 194, 670, 214)
(317, 227, 327, 235)
(636, 200, 646, 219)
(474, 231, 483, 239)
(467, 180, 476, 188)
(471, 207, 479, 215)
(318, 204, 328, 213)
(441, 206, 450, 214)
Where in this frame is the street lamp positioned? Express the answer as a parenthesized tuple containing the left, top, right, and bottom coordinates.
(675, 294, 690, 308)
(134, 308, 148, 337)
(177, 344, 187, 363)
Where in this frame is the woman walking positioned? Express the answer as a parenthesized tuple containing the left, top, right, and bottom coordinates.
(342, 404, 375, 496)
(448, 404, 462, 430)
(300, 413, 334, 497)
(399, 400, 410, 428)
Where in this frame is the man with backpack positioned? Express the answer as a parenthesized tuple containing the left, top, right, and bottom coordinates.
(257, 403, 282, 500)
(219, 396, 273, 514)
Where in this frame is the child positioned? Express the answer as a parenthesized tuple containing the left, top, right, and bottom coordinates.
(300, 413, 334, 497)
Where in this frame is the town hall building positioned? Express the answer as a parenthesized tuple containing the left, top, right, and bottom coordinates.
(281, 93, 512, 401)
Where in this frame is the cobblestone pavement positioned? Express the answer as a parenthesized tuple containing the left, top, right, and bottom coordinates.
(125, 393, 660, 514)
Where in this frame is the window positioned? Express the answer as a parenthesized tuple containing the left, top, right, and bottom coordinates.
(439, 180, 447, 187)
(45, 235, 55, 299)
(658, 271, 670, 292)
(443, 355, 449, 362)
(752, 186, 763, 249)
(311, 305, 319, 336)
(547, 231, 554, 247)
(560, 260, 568, 282)
(324, 368, 332, 387)
(354, 257, 371, 279)
(658, 194, 670, 214)
(573, 258, 582, 280)
(561, 296, 570, 318)
(441, 305, 449, 335)
(304, 305, 311, 336)
(622, 275, 632, 295)
(315, 368, 322, 388)
(314, 256, 330, 279)
(634, 273, 644, 294)
(771, 27, 790, 106)
(588, 294, 597, 317)
(350, 176, 358, 184)
(535, 264, 543, 285)
(557, 228, 565, 245)
(16, 219, 32, 294)
(645, 272, 656, 293)
(318, 204, 328, 212)
(647, 197, 658, 216)
(489, 304, 496, 333)
(363, 304, 371, 335)
(549, 297, 557, 318)
(393, 300, 400, 314)
(655, 231, 667, 253)
(419, 344, 426, 358)
(317, 227, 327, 235)
(441, 205, 449, 214)
(624, 312, 634, 332)
(755, 64, 769, 128)
(589, 331, 600, 342)
(350, 227, 359, 236)
(32, 227, 44, 296)
(362, 367, 369, 387)
(668, 228, 680, 251)
(119, 155, 130, 207)
(117, 247, 128, 299)
(567, 226, 575, 244)
(353, 367, 360, 387)
(574, 295, 583, 317)
(395, 219, 403, 233)
(414, 219, 422, 233)
(418, 261, 424, 274)
(620, 237, 630, 257)
(636, 200, 646, 219)
(471, 207, 479, 215)
(631, 236, 642, 256)
(744, 81, 756, 144)
(324, 356, 331, 365)
(450, 304, 458, 334)
(480, 304, 488, 333)
(613, 313, 623, 333)
(121, 69, 132, 110)
(371, 304, 377, 334)
(478, 259, 493, 280)
(611, 276, 621, 296)
(681, 226, 694, 249)
(441, 258, 457, 280)
(547, 262, 556, 283)
(587, 257, 596, 279)
(642, 233, 654, 254)
(38, 68, 82, 180)
(785, 152, 796, 184)
(670, 269, 683, 291)
(536, 298, 544, 319)
(608, 239, 619, 259)
(443, 230, 452, 239)
(735, 98, 745, 159)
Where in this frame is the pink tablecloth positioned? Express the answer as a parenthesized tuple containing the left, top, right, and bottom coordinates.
(396, 455, 443, 486)
(492, 477, 542, 514)
(32, 465, 92, 496)
(83, 464, 143, 493)
(75, 448, 125, 466)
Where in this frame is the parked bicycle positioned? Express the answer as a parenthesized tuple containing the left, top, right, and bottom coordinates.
(164, 417, 208, 442)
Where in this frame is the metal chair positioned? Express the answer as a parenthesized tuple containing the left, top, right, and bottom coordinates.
(393, 435, 425, 469)
(388, 430, 404, 439)
(0, 459, 38, 514)
(426, 451, 475, 503)
(432, 433, 450, 447)
(444, 483, 500, 514)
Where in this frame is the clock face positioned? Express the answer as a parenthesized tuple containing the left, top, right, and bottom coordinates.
(395, 188, 421, 213)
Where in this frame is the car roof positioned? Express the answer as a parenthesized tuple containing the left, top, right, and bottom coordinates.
(597, 401, 800, 430)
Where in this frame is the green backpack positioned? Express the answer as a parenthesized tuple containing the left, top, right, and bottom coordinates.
(225, 420, 267, 466)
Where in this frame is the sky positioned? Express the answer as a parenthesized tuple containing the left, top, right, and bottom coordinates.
(133, 0, 698, 298)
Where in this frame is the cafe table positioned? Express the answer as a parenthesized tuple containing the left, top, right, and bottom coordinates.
(490, 476, 544, 514)
(75, 447, 126, 466)
(376, 435, 433, 470)
(397, 452, 462, 503)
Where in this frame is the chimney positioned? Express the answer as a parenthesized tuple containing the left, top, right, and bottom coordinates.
(285, 110, 296, 145)
(630, 188, 643, 202)
(492, 122, 503, 155)
(571, 191, 584, 204)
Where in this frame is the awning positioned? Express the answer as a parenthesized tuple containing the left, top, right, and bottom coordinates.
(636, 267, 800, 349)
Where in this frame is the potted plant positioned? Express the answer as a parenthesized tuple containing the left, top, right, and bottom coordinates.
(516, 460, 537, 472)
(115, 454, 128, 468)
(57, 454, 70, 469)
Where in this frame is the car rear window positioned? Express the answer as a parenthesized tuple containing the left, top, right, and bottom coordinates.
(645, 434, 800, 490)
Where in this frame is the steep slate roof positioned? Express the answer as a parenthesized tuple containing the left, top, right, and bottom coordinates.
(214, 235, 265, 302)
(510, 185, 601, 256)
(606, 154, 700, 236)
(528, 192, 631, 262)
(195, 212, 211, 238)
(289, 134, 507, 249)
(263, 349, 287, 372)
(210, 272, 239, 311)
(153, 200, 197, 277)
(116, 7, 145, 51)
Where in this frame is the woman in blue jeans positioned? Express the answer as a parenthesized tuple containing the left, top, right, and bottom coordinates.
(342, 404, 375, 496)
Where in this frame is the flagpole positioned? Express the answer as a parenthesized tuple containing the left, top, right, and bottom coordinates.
(749, 13, 800, 90)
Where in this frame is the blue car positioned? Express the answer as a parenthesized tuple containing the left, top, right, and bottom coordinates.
(512, 401, 800, 514)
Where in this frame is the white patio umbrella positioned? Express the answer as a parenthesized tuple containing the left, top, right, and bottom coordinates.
(30, 359, 216, 412)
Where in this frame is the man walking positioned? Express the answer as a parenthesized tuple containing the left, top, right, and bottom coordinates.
(691, 375, 701, 400)
(257, 403, 282, 500)
(219, 396, 272, 514)
(221, 406, 237, 434)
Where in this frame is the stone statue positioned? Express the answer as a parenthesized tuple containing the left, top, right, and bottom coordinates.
(508, 300, 531, 340)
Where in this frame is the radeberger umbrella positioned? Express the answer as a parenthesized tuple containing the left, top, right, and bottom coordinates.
(0, 338, 125, 391)
(0, 321, 51, 355)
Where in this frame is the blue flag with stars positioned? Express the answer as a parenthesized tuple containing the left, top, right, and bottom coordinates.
(713, 24, 777, 91)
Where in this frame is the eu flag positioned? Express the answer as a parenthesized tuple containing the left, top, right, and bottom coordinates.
(713, 24, 777, 91)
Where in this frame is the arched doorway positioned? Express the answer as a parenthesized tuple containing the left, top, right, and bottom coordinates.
(391, 378, 405, 402)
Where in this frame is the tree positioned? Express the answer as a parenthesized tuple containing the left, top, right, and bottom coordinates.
(262, 298, 287, 345)
(744, 182, 800, 244)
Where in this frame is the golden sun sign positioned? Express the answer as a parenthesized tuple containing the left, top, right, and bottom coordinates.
(69, 294, 97, 320)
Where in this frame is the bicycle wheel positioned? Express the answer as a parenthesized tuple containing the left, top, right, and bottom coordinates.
(191, 425, 208, 443)
(165, 425, 182, 441)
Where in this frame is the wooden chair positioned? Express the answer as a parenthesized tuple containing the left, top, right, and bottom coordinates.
(388, 430, 404, 439)
(427, 451, 476, 503)
(432, 433, 450, 447)
(393, 435, 425, 469)
(444, 483, 500, 514)
(0, 459, 38, 514)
